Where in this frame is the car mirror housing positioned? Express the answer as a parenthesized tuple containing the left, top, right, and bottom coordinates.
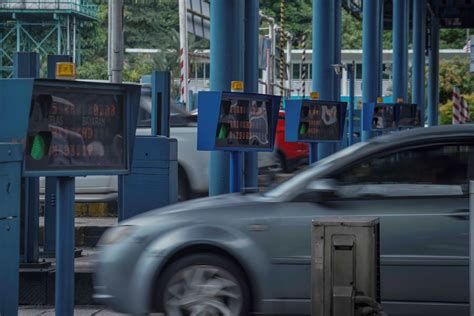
(293, 178, 339, 202)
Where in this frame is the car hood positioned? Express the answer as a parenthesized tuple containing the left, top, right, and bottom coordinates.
(122, 193, 273, 226)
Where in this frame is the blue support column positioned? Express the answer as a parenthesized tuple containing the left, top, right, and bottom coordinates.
(209, 0, 244, 195)
(378, 0, 384, 97)
(392, 0, 409, 102)
(230, 152, 243, 193)
(55, 177, 75, 316)
(362, 0, 380, 141)
(347, 62, 355, 146)
(243, 0, 259, 189)
(151, 71, 171, 137)
(13, 52, 40, 263)
(313, 0, 335, 162)
(428, 13, 439, 126)
(44, 55, 72, 256)
(412, 0, 426, 125)
(334, 0, 341, 101)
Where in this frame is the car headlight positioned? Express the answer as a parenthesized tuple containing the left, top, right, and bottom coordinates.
(99, 225, 135, 245)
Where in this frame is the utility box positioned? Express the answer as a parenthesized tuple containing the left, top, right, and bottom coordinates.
(0, 143, 23, 316)
(119, 136, 178, 221)
(311, 217, 380, 316)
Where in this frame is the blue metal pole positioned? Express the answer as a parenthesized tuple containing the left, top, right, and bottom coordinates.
(428, 13, 439, 126)
(313, 0, 335, 162)
(243, 0, 259, 189)
(412, 0, 426, 125)
(230, 152, 243, 192)
(378, 0, 384, 97)
(44, 55, 72, 256)
(392, 0, 409, 102)
(334, 0, 341, 101)
(151, 71, 171, 137)
(362, 0, 379, 141)
(209, 0, 244, 195)
(348, 62, 355, 146)
(13, 52, 40, 263)
(55, 177, 75, 316)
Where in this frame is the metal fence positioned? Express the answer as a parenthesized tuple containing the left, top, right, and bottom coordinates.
(0, 0, 98, 18)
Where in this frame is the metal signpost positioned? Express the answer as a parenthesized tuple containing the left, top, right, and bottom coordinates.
(285, 99, 347, 146)
(197, 90, 280, 192)
(362, 102, 421, 138)
(0, 77, 140, 315)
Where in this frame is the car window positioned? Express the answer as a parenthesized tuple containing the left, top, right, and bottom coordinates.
(136, 92, 191, 128)
(334, 144, 474, 197)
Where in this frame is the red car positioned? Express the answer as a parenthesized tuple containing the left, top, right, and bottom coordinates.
(275, 111, 309, 172)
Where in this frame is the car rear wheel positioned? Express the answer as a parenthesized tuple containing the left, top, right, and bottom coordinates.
(156, 254, 250, 316)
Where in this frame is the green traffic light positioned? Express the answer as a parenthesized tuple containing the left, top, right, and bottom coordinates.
(218, 124, 228, 140)
(31, 134, 46, 160)
(299, 123, 307, 135)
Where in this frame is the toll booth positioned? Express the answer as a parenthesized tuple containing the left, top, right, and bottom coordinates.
(119, 71, 178, 221)
(285, 99, 348, 143)
(0, 77, 140, 315)
(0, 78, 33, 315)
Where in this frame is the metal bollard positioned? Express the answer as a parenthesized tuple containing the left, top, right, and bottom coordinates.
(311, 217, 381, 316)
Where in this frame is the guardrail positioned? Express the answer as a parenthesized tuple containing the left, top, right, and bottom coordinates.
(0, 1, 98, 18)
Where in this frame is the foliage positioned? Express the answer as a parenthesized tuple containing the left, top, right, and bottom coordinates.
(438, 56, 474, 104)
(439, 93, 474, 125)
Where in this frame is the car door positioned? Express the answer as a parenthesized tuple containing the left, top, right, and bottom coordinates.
(268, 142, 472, 316)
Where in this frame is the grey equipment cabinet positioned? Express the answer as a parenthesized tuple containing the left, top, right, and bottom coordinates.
(311, 217, 380, 316)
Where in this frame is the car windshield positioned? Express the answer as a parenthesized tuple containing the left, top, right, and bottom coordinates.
(264, 142, 369, 198)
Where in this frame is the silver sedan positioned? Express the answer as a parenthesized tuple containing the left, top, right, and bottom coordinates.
(95, 125, 472, 316)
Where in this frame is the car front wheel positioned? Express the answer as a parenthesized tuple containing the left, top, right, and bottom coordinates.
(156, 254, 250, 316)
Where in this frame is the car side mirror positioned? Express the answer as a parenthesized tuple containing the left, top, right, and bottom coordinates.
(293, 178, 339, 202)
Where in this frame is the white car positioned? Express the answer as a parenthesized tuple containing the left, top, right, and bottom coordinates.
(40, 86, 279, 202)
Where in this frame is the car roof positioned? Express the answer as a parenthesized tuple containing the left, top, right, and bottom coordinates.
(370, 125, 474, 148)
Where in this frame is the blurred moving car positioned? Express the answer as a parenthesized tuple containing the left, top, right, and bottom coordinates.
(95, 125, 472, 315)
(40, 85, 280, 202)
(275, 110, 308, 172)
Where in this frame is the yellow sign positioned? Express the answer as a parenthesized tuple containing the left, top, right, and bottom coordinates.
(231, 81, 244, 92)
(377, 97, 383, 103)
(310, 92, 320, 100)
(55, 62, 76, 79)
(357, 99, 362, 110)
(396, 97, 404, 103)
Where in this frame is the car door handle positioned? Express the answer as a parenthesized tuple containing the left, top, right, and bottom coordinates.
(447, 209, 469, 221)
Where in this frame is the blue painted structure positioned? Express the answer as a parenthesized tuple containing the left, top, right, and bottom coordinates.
(312, 0, 336, 162)
(243, 0, 259, 190)
(197, 91, 280, 192)
(428, 12, 440, 126)
(347, 62, 355, 145)
(209, 0, 244, 195)
(13, 52, 40, 264)
(0, 78, 34, 316)
(362, 0, 380, 141)
(412, 0, 427, 125)
(44, 55, 73, 256)
(119, 71, 178, 221)
(392, 0, 409, 103)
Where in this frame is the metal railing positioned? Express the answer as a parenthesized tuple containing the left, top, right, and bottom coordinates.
(0, 0, 98, 18)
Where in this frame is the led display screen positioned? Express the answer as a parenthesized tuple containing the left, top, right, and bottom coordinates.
(372, 104, 396, 129)
(398, 103, 420, 127)
(215, 96, 272, 149)
(24, 85, 127, 172)
(298, 100, 343, 141)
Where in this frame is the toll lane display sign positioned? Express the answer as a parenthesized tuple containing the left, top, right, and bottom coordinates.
(285, 99, 347, 142)
(370, 103, 421, 130)
(23, 79, 141, 176)
(215, 97, 272, 149)
(197, 91, 281, 152)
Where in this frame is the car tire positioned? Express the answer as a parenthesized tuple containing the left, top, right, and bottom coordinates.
(277, 151, 290, 173)
(156, 253, 250, 316)
(178, 167, 191, 201)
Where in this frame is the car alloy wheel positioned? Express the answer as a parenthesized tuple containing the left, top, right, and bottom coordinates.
(163, 264, 243, 316)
